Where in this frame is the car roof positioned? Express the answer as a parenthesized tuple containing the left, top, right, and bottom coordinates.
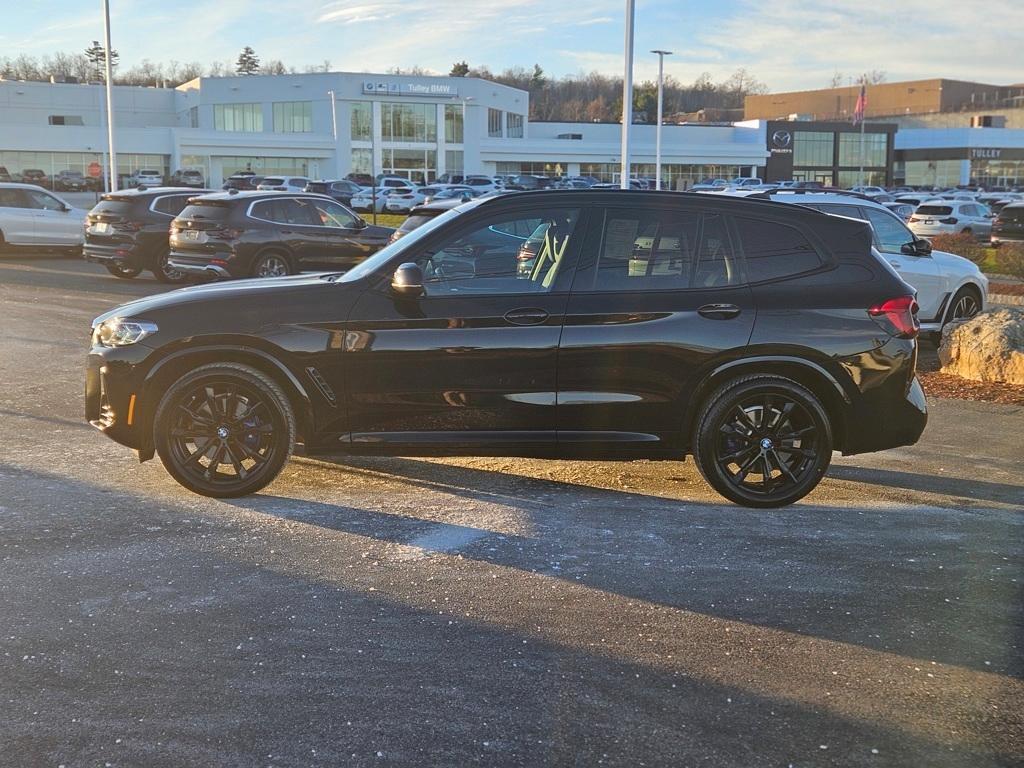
(761, 191, 890, 210)
(185, 190, 332, 203)
(104, 186, 214, 198)
(0, 181, 61, 190)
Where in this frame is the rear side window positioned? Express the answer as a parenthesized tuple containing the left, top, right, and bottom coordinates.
(0, 188, 27, 208)
(250, 198, 319, 225)
(916, 205, 952, 216)
(179, 203, 232, 222)
(153, 195, 194, 216)
(591, 210, 740, 291)
(734, 217, 822, 282)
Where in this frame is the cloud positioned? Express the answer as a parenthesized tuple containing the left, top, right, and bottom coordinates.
(579, 17, 614, 25)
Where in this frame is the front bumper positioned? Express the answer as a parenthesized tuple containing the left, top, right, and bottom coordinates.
(85, 343, 155, 452)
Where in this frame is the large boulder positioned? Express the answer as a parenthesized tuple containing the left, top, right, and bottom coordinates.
(938, 308, 1024, 385)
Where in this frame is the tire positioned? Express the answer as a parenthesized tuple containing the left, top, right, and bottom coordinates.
(152, 247, 189, 284)
(944, 286, 981, 327)
(105, 263, 143, 279)
(154, 363, 295, 498)
(251, 251, 293, 278)
(692, 375, 833, 508)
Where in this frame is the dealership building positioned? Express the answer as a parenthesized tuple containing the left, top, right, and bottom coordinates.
(0, 72, 768, 189)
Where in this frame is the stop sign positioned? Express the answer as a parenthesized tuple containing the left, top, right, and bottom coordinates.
(88, 162, 102, 178)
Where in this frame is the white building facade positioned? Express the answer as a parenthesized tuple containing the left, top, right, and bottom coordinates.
(0, 72, 768, 188)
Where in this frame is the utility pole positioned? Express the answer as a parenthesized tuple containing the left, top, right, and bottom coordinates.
(102, 0, 117, 190)
(328, 90, 340, 179)
(619, 0, 635, 189)
(651, 49, 672, 190)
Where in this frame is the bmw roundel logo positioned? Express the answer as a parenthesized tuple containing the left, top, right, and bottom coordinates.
(772, 130, 792, 148)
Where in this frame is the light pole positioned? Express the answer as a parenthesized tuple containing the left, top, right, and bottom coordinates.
(455, 95, 474, 180)
(327, 89, 340, 179)
(651, 49, 672, 190)
(102, 0, 117, 190)
(620, 0, 635, 189)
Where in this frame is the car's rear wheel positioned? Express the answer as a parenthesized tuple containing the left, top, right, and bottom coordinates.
(104, 263, 143, 279)
(252, 251, 292, 278)
(154, 363, 295, 498)
(693, 375, 833, 508)
(152, 248, 189, 284)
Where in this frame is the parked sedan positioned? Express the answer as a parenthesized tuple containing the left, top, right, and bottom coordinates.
(84, 186, 212, 282)
(167, 191, 393, 279)
(909, 201, 993, 240)
(0, 183, 87, 251)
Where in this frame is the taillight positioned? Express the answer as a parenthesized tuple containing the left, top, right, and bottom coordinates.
(869, 296, 919, 339)
(938, 217, 958, 224)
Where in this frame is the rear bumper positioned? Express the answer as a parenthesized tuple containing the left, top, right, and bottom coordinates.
(83, 241, 144, 267)
(167, 252, 235, 279)
(991, 232, 1024, 245)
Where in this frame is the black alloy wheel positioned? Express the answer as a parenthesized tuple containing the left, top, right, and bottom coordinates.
(694, 375, 833, 508)
(252, 252, 292, 278)
(155, 364, 295, 497)
(105, 263, 143, 279)
(153, 247, 189, 284)
(948, 288, 981, 324)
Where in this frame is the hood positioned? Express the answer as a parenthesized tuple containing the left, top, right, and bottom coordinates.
(92, 272, 338, 326)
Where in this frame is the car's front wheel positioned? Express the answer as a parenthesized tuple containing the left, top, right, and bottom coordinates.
(945, 286, 982, 326)
(105, 263, 143, 279)
(693, 375, 833, 508)
(154, 363, 295, 497)
(152, 248, 189, 284)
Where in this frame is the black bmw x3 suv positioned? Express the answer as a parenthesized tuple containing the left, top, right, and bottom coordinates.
(84, 187, 212, 282)
(87, 190, 927, 507)
(167, 190, 393, 279)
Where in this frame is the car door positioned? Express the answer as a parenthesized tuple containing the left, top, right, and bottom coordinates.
(305, 198, 376, 270)
(557, 205, 755, 450)
(341, 203, 586, 448)
(858, 205, 945, 321)
(963, 204, 992, 237)
(23, 188, 78, 245)
(0, 188, 38, 244)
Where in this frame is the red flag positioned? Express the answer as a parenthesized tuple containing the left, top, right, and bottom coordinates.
(853, 84, 867, 125)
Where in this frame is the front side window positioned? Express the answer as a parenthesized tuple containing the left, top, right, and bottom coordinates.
(414, 208, 580, 296)
(590, 210, 740, 291)
(862, 207, 914, 253)
(311, 200, 359, 228)
(734, 218, 822, 282)
(25, 190, 63, 210)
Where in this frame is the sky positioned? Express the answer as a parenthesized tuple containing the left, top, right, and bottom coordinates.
(5, 0, 1023, 91)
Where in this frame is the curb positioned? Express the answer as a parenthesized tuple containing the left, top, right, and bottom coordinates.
(989, 294, 1024, 307)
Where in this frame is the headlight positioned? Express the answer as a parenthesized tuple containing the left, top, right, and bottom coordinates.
(92, 318, 158, 347)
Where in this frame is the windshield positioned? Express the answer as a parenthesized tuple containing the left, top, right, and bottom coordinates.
(338, 205, 471, 283)
(1001, 206, 1024, 222)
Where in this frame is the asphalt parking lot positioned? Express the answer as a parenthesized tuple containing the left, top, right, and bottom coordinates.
(1, 254, 1022, 767)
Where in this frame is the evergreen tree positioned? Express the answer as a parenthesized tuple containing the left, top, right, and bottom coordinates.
(83, 40, 119, 81)
(449, 61, 469, 77)
(235, 46, 260, 76)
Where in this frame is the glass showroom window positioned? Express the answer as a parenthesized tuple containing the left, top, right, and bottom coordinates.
(214, 103, 263, 132)
(445, 150, 464, 175)
(838, 132, 887, 167)
(351, 102, 372, 141)
(381, 103, 437, 143)
(506, 113, 524, 139)
(444, 104, 463, 144)
(272, 101, 312, 133)
(793, 132, 834, 167)
(351, 148, 372, 176)
(188, 106, 199, 128)
(382, 149, 436, 184)
(488, 108, 503, 138)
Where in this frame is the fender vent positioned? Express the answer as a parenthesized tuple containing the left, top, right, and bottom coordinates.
(305, 366, 337, 405)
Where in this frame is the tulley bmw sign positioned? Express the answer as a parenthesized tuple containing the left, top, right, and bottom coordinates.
(362, 81, 459, 97)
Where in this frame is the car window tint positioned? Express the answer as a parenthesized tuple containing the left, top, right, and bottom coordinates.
(734, 217, 822, 282)
(0, 188, 28, 208)
(593, 209, 700, 291)
(153, 195, 193, 216)
(862, 207, 914, 253)
(415, 208, 580, 296)
(694, 215, 742, 288)
(916, 205, 952, 216)
(312, 200, 358, 228)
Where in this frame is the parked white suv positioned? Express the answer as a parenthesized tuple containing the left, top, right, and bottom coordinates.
(0, 183, 88, 250)
(256, 176, 312, 193)
(128, 169, 164, 188)
(767, 191, 988, 333)
(909, 200, 993, 241)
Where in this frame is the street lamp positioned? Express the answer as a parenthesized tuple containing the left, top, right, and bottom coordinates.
(620, 0, 635, 189)
(102, 0, 117, 191)
(327, 89, 340, 179)
(651, 49, 672, 190)
(453, 95, 475, 181)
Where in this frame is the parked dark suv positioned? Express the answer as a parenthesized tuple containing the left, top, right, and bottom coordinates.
(991, 202, 1024, 245)
(167, 191, 394, 279)
(84, 186, 212, 282)
(305, 179, 363, 206)
(87, 190, 927, 507)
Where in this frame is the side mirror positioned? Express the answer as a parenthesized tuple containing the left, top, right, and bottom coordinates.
(391, 262, 424, 298)
(461, 194, 472, 203)
(913, 238, 932, 256)
(353, 218, 367, 229)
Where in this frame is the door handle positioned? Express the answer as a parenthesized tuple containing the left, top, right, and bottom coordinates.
(889, 260, 901, 268)
(504, 308, 550, 326)
(697, 303, 741, 320)
(280, 229, 293, 234)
